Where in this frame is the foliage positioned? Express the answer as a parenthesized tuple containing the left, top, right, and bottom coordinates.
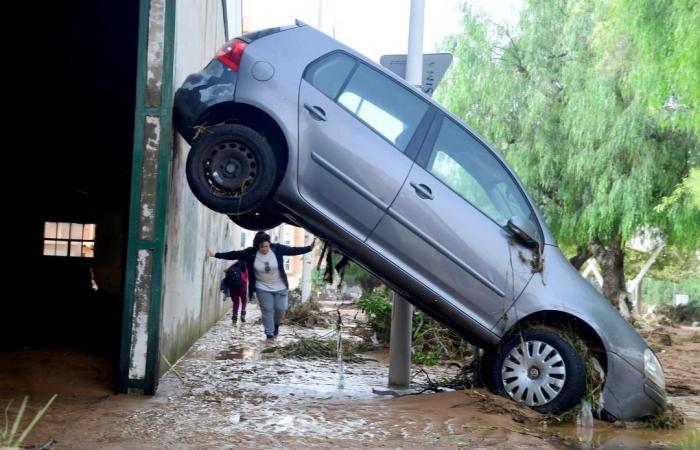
(672, 430, 700, 450)
(412, 310, 473, 365)
(357, 290, 472, 364)
(275, 337, 370, 363)
(642, 403, 686, 430)
(285, 298, 332, 327)
(311, 268, 326, 289)
(342, 262, 382, 293)
(642, 277, 700, 305)
(437, 1, 699, 297)
(2, 395, 57, 449)
(625, 246, 699, 282)
(655, 303, 700, 324)
(357, 290, 393, 342)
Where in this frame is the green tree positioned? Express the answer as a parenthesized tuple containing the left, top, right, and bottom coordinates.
(438, 1, 700, 309)
(342, 262, 382, 293)
(626, 246, 699, 283)
(643, 277, 700, 305)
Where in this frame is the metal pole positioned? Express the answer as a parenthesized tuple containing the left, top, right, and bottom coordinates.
(388, 291, 412, 387)
(301, 231, 313, 302)
(388, 0, 424, 389)
(405, 0, 425, 87)
(317, 0, 323, 31)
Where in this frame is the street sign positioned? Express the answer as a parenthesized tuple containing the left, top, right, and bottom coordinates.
(379, 53, 453, 96)
(674, 294, 689, 306)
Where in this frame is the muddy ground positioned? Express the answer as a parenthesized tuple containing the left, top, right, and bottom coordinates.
(1, 303, 698, 450)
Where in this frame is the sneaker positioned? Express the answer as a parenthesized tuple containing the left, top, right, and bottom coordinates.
(240, 310, 247, 323)
(232, 315, 238, 324)
(266, 334, 275, 340)
(273, 324, 280, 336)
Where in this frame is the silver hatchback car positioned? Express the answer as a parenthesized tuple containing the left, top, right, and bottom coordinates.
(174, 22, 666, 420)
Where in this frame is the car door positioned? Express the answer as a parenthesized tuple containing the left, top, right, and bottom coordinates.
(367, 114, 538, 330)
(298, 52, 430, 241)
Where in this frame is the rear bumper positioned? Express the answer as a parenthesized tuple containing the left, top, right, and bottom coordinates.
(602, 351, 666, 420)
(173, 59, 238, 143)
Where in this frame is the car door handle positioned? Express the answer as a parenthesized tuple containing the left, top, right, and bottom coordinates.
(410, 182, 433, 200)
(304, 103, 327, 121)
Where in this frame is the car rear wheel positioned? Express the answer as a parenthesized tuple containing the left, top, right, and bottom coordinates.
(491, 328, 586, 414)
(186, 124, 277, 214)
(228, 208, 284, 231)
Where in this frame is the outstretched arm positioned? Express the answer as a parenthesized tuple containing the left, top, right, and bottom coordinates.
(275, 239, 316, 256)
(208, 248, 249, 260)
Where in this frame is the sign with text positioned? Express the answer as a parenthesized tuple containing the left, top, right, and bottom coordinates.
(380, 53, 453, 97)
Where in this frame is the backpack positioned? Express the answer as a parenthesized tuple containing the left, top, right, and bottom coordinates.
(219, 278, 229, 297)
(224, 264, 244, 288)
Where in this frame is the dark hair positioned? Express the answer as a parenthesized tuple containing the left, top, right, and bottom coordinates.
(253, 231, 271, 248)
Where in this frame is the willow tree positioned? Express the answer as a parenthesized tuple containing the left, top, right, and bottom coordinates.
(437, 0, 700, 309)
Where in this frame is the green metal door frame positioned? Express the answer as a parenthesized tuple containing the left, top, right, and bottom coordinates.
(119, 0, 176, 394)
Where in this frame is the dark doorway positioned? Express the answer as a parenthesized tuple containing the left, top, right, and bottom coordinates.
(0, 0, 140, 395)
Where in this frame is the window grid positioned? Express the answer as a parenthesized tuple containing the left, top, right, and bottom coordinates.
(43, 222, 96, 258)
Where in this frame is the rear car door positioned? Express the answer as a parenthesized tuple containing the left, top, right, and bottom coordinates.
(367, 114, 538, 329)
(298, 52, 431, 241)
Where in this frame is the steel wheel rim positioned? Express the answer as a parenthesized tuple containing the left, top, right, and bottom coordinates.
(202, 139, 258, 198)
(501, 339, 567, 407)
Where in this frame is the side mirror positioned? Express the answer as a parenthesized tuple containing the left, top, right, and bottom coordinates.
(506, 216, 540, 248)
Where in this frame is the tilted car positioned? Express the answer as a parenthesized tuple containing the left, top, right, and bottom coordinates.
(173, 21, 666, 420)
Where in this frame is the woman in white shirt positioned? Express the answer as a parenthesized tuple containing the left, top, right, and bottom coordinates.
(210, 231, 315, 339)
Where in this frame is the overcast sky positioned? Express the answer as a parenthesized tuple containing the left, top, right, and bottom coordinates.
(237, 0, 522, 62)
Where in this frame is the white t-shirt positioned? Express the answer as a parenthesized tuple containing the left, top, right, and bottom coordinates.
(254, 250, 287, 292)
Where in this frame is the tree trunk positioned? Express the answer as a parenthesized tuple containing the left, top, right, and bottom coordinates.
(589, 234, 634, 318)
(569, 246, 592, 270)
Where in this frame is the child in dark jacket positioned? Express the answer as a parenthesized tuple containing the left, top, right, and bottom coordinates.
(225, 260, 248, 324)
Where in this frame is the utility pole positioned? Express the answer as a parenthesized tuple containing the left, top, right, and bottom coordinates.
(388, 0, 424, 389)
(302, 0, 321, 302)
(317, 0, 323, 32)
(301, 231, 313, 302)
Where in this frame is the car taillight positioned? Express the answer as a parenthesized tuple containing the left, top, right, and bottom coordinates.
(216, 38, 247, 72)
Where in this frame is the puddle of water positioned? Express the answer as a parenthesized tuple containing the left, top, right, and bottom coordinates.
(553, 421, 698, 449)
(576, 399, 594, 446)
(216, 346, 259, 360)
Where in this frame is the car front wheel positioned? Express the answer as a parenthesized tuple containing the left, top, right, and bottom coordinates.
(491, 328, 586, 414)
(185, 124, 277, 214)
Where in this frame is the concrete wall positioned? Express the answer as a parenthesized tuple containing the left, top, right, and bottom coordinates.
(158, 0, 242, 375)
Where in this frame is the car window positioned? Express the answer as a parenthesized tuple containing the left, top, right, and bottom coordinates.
(304, 52, 356, 99)
(427, 117, 536, 227)
(337, 64, 428, 152)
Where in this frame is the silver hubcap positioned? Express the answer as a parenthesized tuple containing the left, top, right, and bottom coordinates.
(501, 339, 566, 407)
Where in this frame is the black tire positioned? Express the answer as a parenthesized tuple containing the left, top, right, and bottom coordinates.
(491, 328, 586, 414)
(228, 208, 284, 231)
(479, 350, 496, 390)
(186, 124, 278, 214)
